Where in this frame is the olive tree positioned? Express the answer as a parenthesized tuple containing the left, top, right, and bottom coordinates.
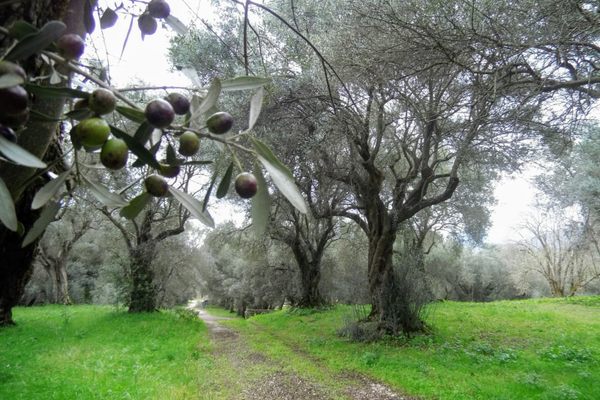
(171, 0, 600, 334)
(34, 201, 93, 304)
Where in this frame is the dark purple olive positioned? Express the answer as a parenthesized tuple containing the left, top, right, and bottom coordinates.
(145, 174, 169, 197)
(148, 0, 171, 19)
(145, 99, 175, 128)
(166, 93, 190, 115)
(56, 34, 85, 60)
(0, 125, 17, 143)
(0, 85, 28, 116)
(138, 14, 158, 36)
(206, 111, 234, 135)
(235, 172, 258, 199)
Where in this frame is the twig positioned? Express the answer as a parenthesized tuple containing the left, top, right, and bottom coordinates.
(243, 0, 250, 75)
(42, 50, 140, 109)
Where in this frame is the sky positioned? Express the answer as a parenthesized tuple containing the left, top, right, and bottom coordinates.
(88, 0, 546, 244)
(486, 169, 541, 244)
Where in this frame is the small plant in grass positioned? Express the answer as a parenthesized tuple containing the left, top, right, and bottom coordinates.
(544, 384, 581, 400)
(338, 304, 382, 342)
(465, 341, 518, 363)
(519, 372, 546, 388)
(360, 351, 380, 367)
(540, 345, 595, 363)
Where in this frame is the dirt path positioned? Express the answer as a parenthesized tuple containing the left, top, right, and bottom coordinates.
(191, 304, 412, 400)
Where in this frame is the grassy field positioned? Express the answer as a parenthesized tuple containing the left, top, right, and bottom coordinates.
(2, 298, 599, 400)
(0, 305, 212, 400)
(223, 297, 600, 400)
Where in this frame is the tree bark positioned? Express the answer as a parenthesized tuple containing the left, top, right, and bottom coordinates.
(127, 210, 158, 313)
(296, 259, 324, 308)
(0, 187, 41, 325)
(54, 256, 71, 305)
(128, 243, 157, 312)
(285, 220, 332, 308)
(365, 203, 396, 320)
(0, 0, 86, 326)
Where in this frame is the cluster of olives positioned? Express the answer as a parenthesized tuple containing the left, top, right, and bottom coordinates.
(0, 32, 85, 143)
(0, 61, 29, 143)
(69, 87, 255, 200)
(139, 95, 257, 200)
(138, 0, 171, 36)
(71, 88, 130, 170)
(143, 102, 257, 198)
(144, 170, 258, 199)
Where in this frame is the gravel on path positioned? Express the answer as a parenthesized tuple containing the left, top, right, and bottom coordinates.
(190, 304, 415, 400)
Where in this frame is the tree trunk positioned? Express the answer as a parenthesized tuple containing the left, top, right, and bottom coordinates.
(297, 261, 324, 308)
(291, 244, 325, 308)
(0, 0, 85, 326)
(128, 243, 157, 313)
(0, 189, 41, 325)
(366, 199, 396, 319)
(365, 198, 427, 335)
(54, 257, 71, 305)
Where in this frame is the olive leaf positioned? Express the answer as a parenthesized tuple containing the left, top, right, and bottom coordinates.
(133, 121, 154, 146)
(22, 201, 61, 247)
(65, 108, 94, 121)
(168, 187, 215, 228)
(120, 192, 151, 220)
(31, 170, 71, 210)
(221, 76, 271, 91)
(83, 0, 96, 33)
(197, 78, 221, 116)
(100, 8, 118, 29)
(0, 74, 24, 89)
(251, 164, 270, 236)
(166, 143, 183, 166)
(0, 136, 47, 168)
(202, 172, 218, 212)
(116, 106, 146, 124)
(110, 125, 161, 169)
(164, 15, 187, 35)
(25, 84, 89, 99)
(251, 138, 308, 214)
(0, 177, 18, 232)
(8, 20, 38, 40)
(29, 109, 63, 122)
(247, 87, 264, 132)
(83, 175, 128, 208)
(216, 162, 234, 199)
(6, 20, 66, 61)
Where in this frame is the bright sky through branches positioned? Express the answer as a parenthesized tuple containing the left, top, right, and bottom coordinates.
(88, 0, 550, 244)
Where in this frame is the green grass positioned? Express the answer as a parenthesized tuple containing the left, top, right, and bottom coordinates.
(0, 305, 213, 400)
(222, 296, 600, 400)
(3, 298, 599, 400)
(203, 305, 240, 319)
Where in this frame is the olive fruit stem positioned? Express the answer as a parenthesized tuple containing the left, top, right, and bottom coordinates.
(228, 144, 244, 172)
(41, 50, 139, 110)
